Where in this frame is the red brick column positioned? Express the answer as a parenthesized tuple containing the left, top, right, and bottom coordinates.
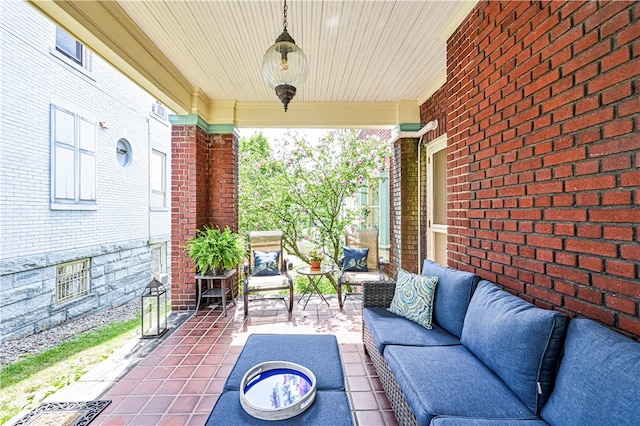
(208, 133, 239, 231)
(390, 137, 420, 274)
(170, 122, 238, 311)
(208, 132, 240, 298)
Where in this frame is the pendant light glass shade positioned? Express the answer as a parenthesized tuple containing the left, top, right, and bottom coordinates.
(262, 1, 308, 111)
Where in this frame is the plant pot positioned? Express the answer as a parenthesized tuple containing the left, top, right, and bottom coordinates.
(310, 260, 321, 270)
(207, 268, 227, 277)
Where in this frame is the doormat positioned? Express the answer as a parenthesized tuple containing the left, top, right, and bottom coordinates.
(13, 400, 111, 426)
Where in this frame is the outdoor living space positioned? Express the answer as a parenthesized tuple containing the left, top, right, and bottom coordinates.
(92, 296, 395, 426)
(3, 1, 638, 425)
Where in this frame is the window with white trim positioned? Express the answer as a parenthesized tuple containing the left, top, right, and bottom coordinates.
(56, 27, 91, 71)
(365, 185, 380, 230)
(151, 243, 167, 278)
(151, 149, 166, 208)
(51, 104, 97, 206)
(56, 259, 90, 304)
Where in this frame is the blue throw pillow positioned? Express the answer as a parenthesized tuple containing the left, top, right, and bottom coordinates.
(342, 247, 369, 272)
(252, 250, 280, 276)
(388, 269, 438, 329)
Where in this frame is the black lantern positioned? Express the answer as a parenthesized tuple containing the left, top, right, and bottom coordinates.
(141, 278, 168, 338)
(262, 0, 308, 111)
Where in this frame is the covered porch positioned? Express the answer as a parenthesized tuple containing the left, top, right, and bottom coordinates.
(28, 0, 640, 341)
(21, 0, 640, 424)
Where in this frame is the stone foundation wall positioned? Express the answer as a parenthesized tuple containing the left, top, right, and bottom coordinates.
(0, 238, 154, 342)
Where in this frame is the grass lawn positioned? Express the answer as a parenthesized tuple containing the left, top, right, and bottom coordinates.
(0, 315, 140, 424)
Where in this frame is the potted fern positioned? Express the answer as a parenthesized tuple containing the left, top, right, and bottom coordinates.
(185, 226, 246, 276)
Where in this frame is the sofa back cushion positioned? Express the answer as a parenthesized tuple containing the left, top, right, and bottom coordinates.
(541, 319, 640, 425)
(460, 280, 569, 414)
(422, 260, 479, 338)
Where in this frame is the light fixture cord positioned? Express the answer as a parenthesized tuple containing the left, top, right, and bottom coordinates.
(282, 0, 288, 31)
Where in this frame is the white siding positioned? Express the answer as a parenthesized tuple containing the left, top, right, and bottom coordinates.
(0, 0, 172, 341)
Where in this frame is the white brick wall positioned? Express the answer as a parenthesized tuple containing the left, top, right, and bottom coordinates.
(0, 1, 173, 340)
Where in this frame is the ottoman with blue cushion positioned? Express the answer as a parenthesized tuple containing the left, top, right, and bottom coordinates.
(206, 334, 353, 425)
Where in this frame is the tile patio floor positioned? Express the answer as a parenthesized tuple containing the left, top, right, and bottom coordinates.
(93, 295, 398, 426)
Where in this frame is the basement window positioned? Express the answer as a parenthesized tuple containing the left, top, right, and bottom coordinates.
(56, 259, 90, 304)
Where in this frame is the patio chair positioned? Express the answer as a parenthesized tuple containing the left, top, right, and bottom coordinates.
(243, 230, 294, 316)
(337, 228, 382, 308)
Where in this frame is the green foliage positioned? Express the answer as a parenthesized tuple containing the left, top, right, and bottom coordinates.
(293, 274, 336, 295)
(308, 248, 323, 261)
(185, 226, 247, 275)
(239, 130, 391, 266)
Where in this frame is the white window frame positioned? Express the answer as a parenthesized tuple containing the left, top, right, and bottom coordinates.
(364, 184, 380, 231)
(150, 149, 167, 208)
(50, 97, 97, 210)
(55, 26, 83, 64)
(426, 135, 448, 266)
(56, 259, 90, 304)
(151, 243, 167, 282)
(51, 27, 92, 75)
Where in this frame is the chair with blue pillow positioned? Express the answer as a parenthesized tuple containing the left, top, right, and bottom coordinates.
(337, 229, 382, 308)
(243, 230, 294, 316)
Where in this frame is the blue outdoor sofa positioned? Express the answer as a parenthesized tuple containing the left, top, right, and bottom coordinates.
(362, 260, 640, 426)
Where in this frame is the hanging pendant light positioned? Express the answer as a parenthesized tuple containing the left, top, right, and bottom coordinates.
(262, 0, 308, 111)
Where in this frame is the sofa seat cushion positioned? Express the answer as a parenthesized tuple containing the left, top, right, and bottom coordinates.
(540, 319, 640, 426)
(363, 307, 460, 353)
(431, 418, 548, 426)
(421, 260, 480, 338)
(461, 281, 569, 414)
(385, 345, 537, 426)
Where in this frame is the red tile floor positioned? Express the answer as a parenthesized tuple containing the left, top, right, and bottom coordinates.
(93, 295, 398, 426)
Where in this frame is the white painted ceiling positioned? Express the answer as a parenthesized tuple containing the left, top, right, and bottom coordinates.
(116, 0, 468, 105)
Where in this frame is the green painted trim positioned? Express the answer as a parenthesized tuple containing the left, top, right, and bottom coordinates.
(168, 114, 236, 135)
(208, 123, 236, 134)
(379, 169, 390, 249)
(168, 114, 206, 132)
(397, 122, 421, 132)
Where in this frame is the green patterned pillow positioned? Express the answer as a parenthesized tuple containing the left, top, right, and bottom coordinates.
(388, 269, 438, 329)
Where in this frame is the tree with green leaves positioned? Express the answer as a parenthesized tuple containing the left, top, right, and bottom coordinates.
(239, 129, 391, 267)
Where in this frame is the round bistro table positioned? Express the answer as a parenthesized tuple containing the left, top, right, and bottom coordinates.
(296, 266, 336, 309)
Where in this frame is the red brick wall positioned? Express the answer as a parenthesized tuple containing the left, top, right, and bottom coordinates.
(419, 86, 449, 268)
(420, 86, 448, 138)
(391, 137, 421, 274)
(423, 0, 640, 339)
(171, 124, 239, 311)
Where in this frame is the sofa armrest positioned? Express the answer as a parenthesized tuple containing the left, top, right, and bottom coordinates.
(363, 280, 397, 308)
